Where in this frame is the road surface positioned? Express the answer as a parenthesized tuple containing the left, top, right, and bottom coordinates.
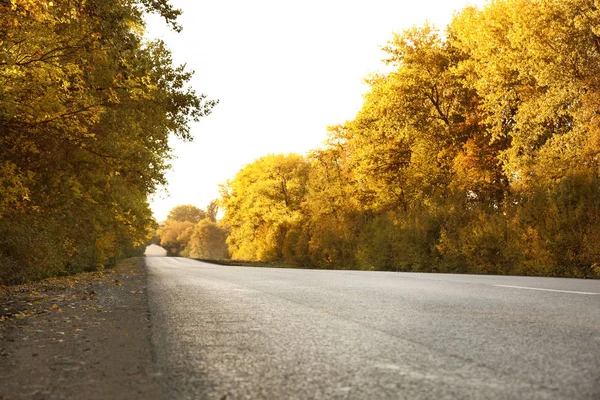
(145, 254, 600, 399)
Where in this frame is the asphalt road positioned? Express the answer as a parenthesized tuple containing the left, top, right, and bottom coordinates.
(145, 253, 600, 399)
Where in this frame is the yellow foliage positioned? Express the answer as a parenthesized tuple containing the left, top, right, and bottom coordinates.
(215, 0, 600, 277)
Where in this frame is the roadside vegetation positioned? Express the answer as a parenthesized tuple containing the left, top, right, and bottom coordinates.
(156, 204, 229, 260)
(0, 1, 216, 284)
(4, 0, 599, 283)
(212, 0, 600, 278)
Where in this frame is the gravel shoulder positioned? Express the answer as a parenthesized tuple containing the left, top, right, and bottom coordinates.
(0, 257, 162, 400)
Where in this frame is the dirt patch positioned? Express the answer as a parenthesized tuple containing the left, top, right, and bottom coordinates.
(0, 257, 163, 400)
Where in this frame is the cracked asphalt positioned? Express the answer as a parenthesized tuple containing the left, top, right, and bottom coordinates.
(145, 252, 600, 399)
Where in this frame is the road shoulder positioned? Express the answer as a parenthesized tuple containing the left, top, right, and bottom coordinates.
(0, 257, 162, 400)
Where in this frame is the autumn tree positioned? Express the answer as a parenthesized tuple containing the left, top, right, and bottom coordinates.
(206, 199, 219, 223)
(214, 0, 600, 278)
(167, 205, 207, 223)
(157, 203, 229, 258)
(220, 154, 310, 262)
(158, 204, 207, 256)
(302, 129, 361, 268)
(447, 0, 600, 276)
(0, 0, 216, 283)
(186, 219, 229, 260)
(158, 220, 195, 256)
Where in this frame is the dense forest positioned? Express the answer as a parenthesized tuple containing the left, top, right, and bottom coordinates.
(214, 0, 600, 278)
(0, 0, 216, 284)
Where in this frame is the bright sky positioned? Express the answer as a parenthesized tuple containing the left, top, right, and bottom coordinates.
(145, 0, 487, 221)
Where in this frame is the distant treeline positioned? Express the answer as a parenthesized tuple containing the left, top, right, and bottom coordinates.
(155, 204, 229, 260)
(0, 1, 215, 284)
(216, 0, 600, 277)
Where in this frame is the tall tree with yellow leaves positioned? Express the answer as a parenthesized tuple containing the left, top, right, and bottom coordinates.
(0, 0, 216, 283)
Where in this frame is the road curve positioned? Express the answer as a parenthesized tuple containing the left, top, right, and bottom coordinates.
(145, 255, 600, 399)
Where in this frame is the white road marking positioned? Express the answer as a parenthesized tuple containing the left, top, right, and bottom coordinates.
(494, 285, 599, 295)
